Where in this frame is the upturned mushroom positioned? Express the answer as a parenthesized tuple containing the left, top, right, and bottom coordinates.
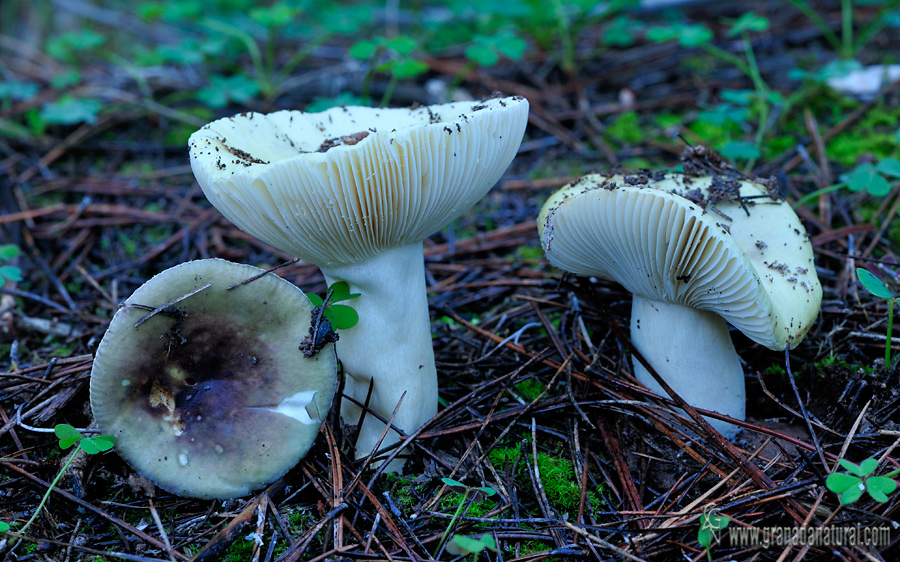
(90, 259, 337, 499)
(188, 96, 529, 469)
(538, 154, 822, 436)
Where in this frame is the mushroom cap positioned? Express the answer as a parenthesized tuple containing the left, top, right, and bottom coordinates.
(538, 173, 822, 349)
(189, 96, 529, 267)
(90, 259, 336, 499)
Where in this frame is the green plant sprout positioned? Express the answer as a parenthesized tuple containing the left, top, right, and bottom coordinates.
(794, 157, 900, 208)
(349, 35, 429, 107)
(0, 424, 115, 538)
(0, 245, 22, 284)
(697, 508, 730, 562)
(826, 458, 900, 505)
(649, 12, 804, 166)
(855, 267, 897, 365)
(434, 478, 496, 558)
(446, 533, 499, 561)
(305, 281, 361, 330)
(198, 2, 330, 104)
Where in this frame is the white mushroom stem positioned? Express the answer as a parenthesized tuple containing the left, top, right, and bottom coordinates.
(629, 295, 746, 438)
(322, 243, 437, 471)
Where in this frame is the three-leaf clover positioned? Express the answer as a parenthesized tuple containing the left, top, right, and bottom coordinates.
(306, 281, 361, 330)
(843, 159, 900, 197)
(698, 508, 730, 561)
(826, 458, 899, 504)
(2, 424, 115, 539)
(55, 424, 116, 454)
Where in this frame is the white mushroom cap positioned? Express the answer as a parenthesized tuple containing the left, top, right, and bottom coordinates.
(90, 259, 337, 499)
(188, 96, 529, 267)
(538, 173, 822, 350)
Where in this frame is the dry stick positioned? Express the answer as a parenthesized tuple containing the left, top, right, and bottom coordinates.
(783, 346, 829, 471)
(596, 415, 647, 530)
(250, 495, 269, 562)
(225, 258, 302, 291)
(132, 283, 211, 328)
(147, 499, 177, 562)
(191, 497, 263, 562)
(323, 424, 344, 553)
(0, 461, 188, 560)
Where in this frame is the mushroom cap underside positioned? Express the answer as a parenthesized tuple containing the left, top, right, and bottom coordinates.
(189, 96, 529, 267)
(538, 174, 822, 349)
(90, 259, 337, 499)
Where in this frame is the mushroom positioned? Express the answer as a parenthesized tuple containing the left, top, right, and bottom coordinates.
(188, 96, 529, 469)
(537, 161, 821, 437)
(90, 259, 337, 499)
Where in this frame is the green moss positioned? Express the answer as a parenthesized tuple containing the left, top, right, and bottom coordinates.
(488, 445, 601, 513)
(826, 105, 900, 166)
(515, 245, 544, 261)
(606, 111, 644, 144)
(513, 378, 545, 401)
(222, 535, 256, 562)
(439, 491, 497, 521)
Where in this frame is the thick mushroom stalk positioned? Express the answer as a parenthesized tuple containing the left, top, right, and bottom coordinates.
(538, 164, 821, 437)
(322, 243, 436, 468)
(630, 297, 745, 436)
(188, 97, 529, 470)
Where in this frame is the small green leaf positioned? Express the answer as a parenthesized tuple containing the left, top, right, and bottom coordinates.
(441, 477, 468, 494)
(646, 26, 677, 43)
(494, 34, 527, 61)
(80, 438, 100, 455)
(465, 44, 498, 67)
(470, 485, 496, 500)
(0, 266, 22, 283)
(826, 472, 862, 494)
(306, 293, 325, 307)
(728, 12, 769, 36)
(845, 163, 890, 196)
(0, 81, 38, 101)
(876, 157, 900, 179)
(84, 435, 116, 453)
(386, 36, 417, 56)
(328, 281, 360, 303)
(41, 97, 101, 125)
(55, 424, 82, 450)
(866, 476, 898, 502)
(858, 457, 879, 476)
(838, 458, 867, 477)
(446, 534, 498, 555)
(0, 521, 8, 532)
(856, 268, 893, 300)
(697, 527, 712, 548)
(720, 89, 755, 106)
(349, 40, 378, 60)
(720, 141, 760, 160)
(250, 3, 297, 28)
(324, 304, 358, 330)
(675, 24, 713, 48)
(391, 58, 428, 79)
(840, 483, 865, 504)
